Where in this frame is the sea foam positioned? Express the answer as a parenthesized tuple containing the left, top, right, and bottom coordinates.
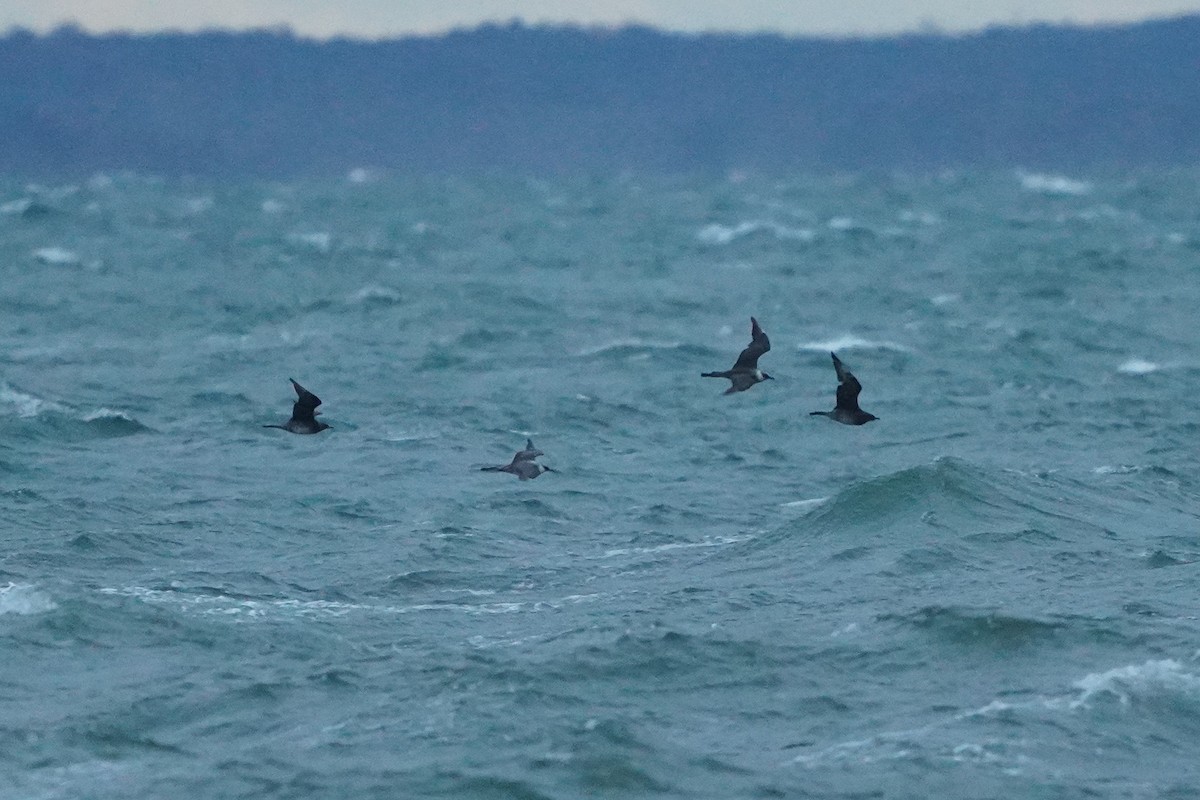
(0, 583, 57, 615)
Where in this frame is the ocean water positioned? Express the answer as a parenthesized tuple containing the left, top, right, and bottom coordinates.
(2, 169, 1200, 799)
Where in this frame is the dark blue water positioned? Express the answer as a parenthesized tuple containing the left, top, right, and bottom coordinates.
(3, 170, 1200, 798)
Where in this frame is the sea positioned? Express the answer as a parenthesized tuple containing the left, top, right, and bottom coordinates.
(2, 168, 1199, 799)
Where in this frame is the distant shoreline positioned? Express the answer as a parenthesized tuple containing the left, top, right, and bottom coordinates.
(1, 17, 1197, 176)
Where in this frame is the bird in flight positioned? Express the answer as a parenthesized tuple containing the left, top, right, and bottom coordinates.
(810, 353, 877, 425)
(702, 317, 774, 394)
(481, 438, 554, 480)
(264, 378, 331, 434)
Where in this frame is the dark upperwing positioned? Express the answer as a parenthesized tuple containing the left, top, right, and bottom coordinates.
(831, 353, 864, 411)
(513, 438, 543, 462)
(732, 316, 770, 371)
(289, 378, 323, 423)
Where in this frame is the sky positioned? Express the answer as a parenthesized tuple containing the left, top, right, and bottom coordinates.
(2, 0, 1200, 38)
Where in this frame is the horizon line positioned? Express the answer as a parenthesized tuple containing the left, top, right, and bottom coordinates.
(3, 11, 1199, 45)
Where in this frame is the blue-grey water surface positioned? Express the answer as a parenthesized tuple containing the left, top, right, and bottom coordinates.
(2, 170, 1200, 798)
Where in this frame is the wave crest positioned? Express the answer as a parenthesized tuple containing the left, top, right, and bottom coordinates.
(803, 457, 1000, 535)
(0, 384, 150, 437)
(1073, 659, 1200, 709)
(0, 583, 58, 615)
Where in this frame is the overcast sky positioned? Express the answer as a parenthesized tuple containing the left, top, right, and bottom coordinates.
(3, 0, 1199, 38)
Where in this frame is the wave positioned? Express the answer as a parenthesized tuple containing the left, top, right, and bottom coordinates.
(1, 197, 57, 218)
(795, 335, 912, 353)
(32, 246, 82, 266)
(883, 605, 1065, 647)
(1018, 171, 1093, 196)
(1072, 658, 1200, 710)
(285, 231, 333, 252)
(826, 216, 876, 235)
(0, 384, 151, 438)
(573, 339, 712, 360)
(0, 583, 58, 615)
(0, 384, 69, 418)
(597, 534, 752, 560)
(346, 284, 403, 306)
(801, 457, 1010, 535)
(102, 585, 603, 620)
(696, 220, 816, 245)
(750, 457, 1122, 572)
(789, 656, 1200, 776)
(1117, 357, 1162, 375)
(779, 496, 829, 510)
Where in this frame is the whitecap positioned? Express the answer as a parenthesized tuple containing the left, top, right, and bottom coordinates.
(1093, 464, 1140, 475)
(0, 583, 58, 615)
(574, 339, 682, 357)
(957, 699, 1015, 719)
(348, 285, 402, 305)
(930, 293, 960, 306)
(599, 535, 751, 559)
(181, 196, 213, 215)
(103, 585, 579, 619)
(796, 335, 912, 353)
(82, 408, 138, 424)
(347, 167, 379, 184)
(696, 220, 815, 245)
(1018, 171, 1093, 196)
(780, 497, 829, 510)
(1, 198, 34, 215)
(1117, 358, 1160, 375)
(1072, 659, 1200, 708)
(260, 199, 286, 214)
(25, 182, 79, 200)
(899, 210, 941, 226)
(380, 429, 441, 443)
(0, 384, 67, 417)
(0, 384, 139, 427)
(287, 231, 333, 253)
(32, 247, 81, 266)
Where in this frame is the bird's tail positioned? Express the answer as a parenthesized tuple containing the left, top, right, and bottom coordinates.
(808, 411, 830, 417)
(263, 424, 288, 430)
(701, 371, 729, 379)
(479, 465, 504, 472)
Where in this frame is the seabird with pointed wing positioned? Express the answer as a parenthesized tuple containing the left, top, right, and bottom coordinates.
(264, 378, 331, 434)
(702, 317, 774, 394)
(512, 438, 543, 462)
(810, 352, 877, 425)
(481, 438, 554, 480)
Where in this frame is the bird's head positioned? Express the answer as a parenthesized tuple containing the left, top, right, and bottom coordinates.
(761, 372, 774, 381)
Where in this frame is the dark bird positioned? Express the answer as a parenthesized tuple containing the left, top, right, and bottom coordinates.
(264, 378, 331, 434)
(702, 317, 774, 393)
(481, 439, 554, 480)
(513, 438, 544, 462)
(810, 352, 878, 425)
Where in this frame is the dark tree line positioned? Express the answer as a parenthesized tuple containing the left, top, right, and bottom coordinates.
(0, 17, 1197, 176)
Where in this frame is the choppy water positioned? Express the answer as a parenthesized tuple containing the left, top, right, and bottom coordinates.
(3, 169, 1200, 799)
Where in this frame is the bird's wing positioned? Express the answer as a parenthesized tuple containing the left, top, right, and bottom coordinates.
(831, 353, 863, 410)
(513, 438, 543, 462)
(732, 317, 770, 370)
(289, 378, 322, 422)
